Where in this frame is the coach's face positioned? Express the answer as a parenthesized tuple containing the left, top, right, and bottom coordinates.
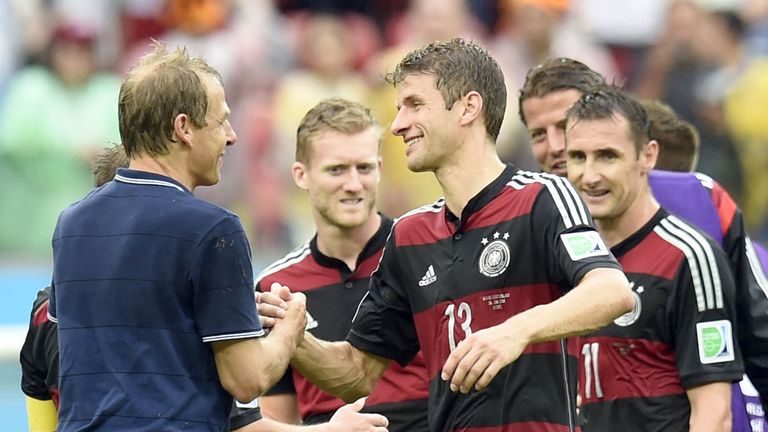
(293, 128, 381, 230)
(566, 115, 656, 224)
(189, 73, 236, 188)
(522, 88, 582, 177)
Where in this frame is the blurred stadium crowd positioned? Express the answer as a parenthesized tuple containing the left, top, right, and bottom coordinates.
(2, 0, 768, 268)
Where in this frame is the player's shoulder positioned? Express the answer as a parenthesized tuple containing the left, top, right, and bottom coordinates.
(393, 198, 446, 231)
(654, 213, 720, 247)
(255, 241, 312, 287)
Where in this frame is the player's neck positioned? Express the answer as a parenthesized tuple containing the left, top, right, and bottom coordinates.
(596, 188, 660, 248)
(435, 141, 505, 219)
(315, 212, 382, 271)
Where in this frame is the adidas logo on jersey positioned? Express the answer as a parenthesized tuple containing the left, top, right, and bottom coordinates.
(419, 265, 437, 286)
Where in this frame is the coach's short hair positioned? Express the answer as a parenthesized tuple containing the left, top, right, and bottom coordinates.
(118, 41, 221, 158)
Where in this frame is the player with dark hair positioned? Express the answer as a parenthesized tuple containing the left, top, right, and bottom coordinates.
(255, 97, 427, 431)
(518, 57, 606, 177)
(520, 58, 768, 419)
(565, 85, 743, 431)
(262, 38, 634, 432)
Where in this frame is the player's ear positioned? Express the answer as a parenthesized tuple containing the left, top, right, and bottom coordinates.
(641, 139, 658, 174)
(458, 91, 483, 126)
(292, 161, 309, 190)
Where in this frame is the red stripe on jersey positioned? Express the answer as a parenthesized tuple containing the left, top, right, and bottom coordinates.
(578, 335, 684, 404)
(617, 231, 683, 280)
(457, 423, 579, 431)
(51, 388, 60, 408)
(395, 184, 543, 247)
(413, 283, 564, 377)
(260, 255, 337, 293)
(33, 300, 50, 327)
(464, 183, 542, 231)
(711, 181, 737, 237)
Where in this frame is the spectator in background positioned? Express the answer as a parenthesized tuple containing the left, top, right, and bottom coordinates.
(634, 1, 745, 202)
(0, 20, 121, 258)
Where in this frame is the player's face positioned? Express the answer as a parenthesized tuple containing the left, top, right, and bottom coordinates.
(293, 128, 381, 230)
(566, 115, 653, 223)
(521, 89, 582, 177)
(189, 74, 236, 188)
(391, 73, 461, 172)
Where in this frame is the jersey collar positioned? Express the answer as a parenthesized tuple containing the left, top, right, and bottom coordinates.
(310, 214, 393, 271)
(445, 163, 518, 228)
(611, 208, 668, 258)
(114, 168, 191, 194)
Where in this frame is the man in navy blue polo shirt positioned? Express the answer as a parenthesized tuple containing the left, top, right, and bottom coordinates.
(48, 43, 307, 431)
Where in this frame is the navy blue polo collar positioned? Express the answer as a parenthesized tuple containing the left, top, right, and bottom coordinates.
(114, 168, 192, 194)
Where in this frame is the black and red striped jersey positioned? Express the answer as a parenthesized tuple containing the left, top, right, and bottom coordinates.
(651, 170, 768, 409)
(20, 286, 60, 407)
(578, 209, 744, 432)
(258, 216, 430, 431)
(349, 165, 623, 432)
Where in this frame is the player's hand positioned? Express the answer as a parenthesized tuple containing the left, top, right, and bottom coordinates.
(327, 398, 389, 432)
(441, 320, 527, 393)
(255, 291, 285, 329)
(271, 284, 307, 345)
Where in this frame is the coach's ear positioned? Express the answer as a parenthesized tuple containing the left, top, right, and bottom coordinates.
(172, 113, 193, 147)
(292, 162, 309, 190)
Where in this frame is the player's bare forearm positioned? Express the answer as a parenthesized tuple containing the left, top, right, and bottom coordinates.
(291, 332, 390, 403)
(214, 294, 307, 402)
(510, 267, 634, 343)
(687, 382, 731, 432)
(441, 267, 633, 393)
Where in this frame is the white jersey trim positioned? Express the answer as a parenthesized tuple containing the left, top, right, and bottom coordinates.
(508, 171, 588, 229)
(654, 215, 723, 312)
(202, 329, 265, 343)
(255, 243, 312, 286)
(745, 237, 768, 301)
(114, 174, 185, 192)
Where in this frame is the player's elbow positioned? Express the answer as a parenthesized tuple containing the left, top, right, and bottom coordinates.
(338, 378, 376, 403)
(597, 269, 635, 324)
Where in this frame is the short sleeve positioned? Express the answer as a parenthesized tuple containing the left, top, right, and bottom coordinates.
(671, 238, 744, 388)
(530, 180, 622, 289)
(347, 229, 420, 366)
(191, 216, 263, 343)
(20, 287, 59, 401)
